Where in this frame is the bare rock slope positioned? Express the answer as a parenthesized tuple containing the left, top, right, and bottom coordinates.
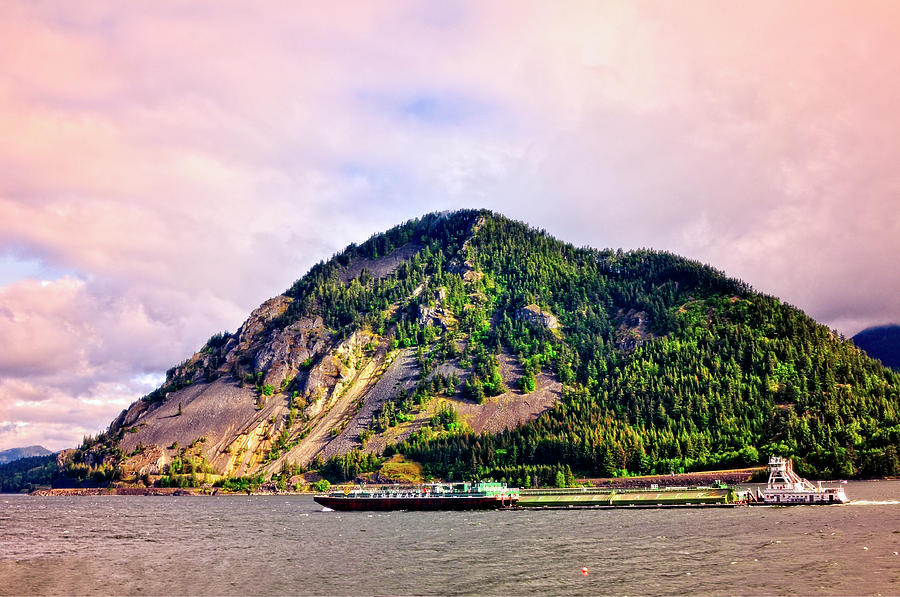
(89, 212, 564, 485)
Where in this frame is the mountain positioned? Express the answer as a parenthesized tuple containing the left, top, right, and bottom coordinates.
(853, 325, 900, 370)
(0, 445, 53, 465)
(68, 210, 900, 489)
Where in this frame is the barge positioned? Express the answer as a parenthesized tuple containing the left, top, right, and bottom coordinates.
(314, 481, 519, 511)
(314, 456, 848, 511)
(757, 456, 849, 505)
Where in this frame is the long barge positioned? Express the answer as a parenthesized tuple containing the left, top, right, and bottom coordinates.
(314, 457, 848, 511)
(314, 481, 519, 511)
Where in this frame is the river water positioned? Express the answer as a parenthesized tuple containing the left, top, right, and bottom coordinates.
(1, 481, 898, 596)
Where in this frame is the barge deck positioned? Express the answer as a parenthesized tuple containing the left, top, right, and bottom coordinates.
(517, 485, 747, 508)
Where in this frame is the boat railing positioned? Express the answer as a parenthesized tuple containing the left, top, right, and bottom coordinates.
(520, 485, 722, 496)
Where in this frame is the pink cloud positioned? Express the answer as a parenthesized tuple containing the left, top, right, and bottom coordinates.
(0, 377, 142, 451)
(2, 1, 900, 449)
(0, 278, 177, 387)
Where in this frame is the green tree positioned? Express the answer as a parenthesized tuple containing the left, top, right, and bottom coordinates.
(554, 469, 566, 488)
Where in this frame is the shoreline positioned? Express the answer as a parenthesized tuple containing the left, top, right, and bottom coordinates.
(22, 469, 894, 497)
(29, 487, 203, 497)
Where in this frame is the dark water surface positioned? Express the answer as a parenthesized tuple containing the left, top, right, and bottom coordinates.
(1, 481, 898, 595)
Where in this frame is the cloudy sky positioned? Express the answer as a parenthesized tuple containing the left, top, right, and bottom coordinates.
(2, 1, 899, 451)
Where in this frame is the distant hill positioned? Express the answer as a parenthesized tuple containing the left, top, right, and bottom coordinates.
(853, 325, 900, 370)
(0, 445, 53, 465)
(71, 210, 900, 486)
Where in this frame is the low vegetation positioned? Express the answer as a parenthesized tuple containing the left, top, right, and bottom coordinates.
(376, 454, 423, 484)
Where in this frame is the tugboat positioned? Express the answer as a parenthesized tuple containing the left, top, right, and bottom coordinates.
(758, 456, 849, 505)
(314, 481, 519, 511)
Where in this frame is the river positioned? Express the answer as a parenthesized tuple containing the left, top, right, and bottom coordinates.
(1, 480, 898, 595)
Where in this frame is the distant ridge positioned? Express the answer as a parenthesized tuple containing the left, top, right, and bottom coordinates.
(853, 324, 900, 370)
(0, 445, 53, 465)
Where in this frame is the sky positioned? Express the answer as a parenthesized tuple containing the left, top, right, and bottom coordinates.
(2, 1, 900, 451)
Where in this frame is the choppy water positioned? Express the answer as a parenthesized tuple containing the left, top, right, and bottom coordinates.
(1, 481, 898, 595)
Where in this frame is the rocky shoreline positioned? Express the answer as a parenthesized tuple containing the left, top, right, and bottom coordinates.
(30, 487, 200, 496)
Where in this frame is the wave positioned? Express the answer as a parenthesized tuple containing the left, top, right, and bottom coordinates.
(848, 500, 900, 506)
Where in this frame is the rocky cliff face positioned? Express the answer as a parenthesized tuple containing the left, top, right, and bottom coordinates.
(113, 258, 415, 478)
(94, 210, 557, 484)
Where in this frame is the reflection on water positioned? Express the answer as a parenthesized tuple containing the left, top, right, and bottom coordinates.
(1, 480, 898, 595)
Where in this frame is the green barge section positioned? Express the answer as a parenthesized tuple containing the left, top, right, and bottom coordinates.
(518, 486, 745, 508)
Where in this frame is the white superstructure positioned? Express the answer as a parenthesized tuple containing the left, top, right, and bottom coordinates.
(760, 456, 849, 505)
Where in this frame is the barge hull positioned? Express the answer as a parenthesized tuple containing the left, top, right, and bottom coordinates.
(314, 495, 514, 511)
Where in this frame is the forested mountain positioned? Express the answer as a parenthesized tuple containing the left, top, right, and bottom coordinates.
(853, 325, 900, 370)
(0, 454, 57, 492)
(68, 210, 899, 489)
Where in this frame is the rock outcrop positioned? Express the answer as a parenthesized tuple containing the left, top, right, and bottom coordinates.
(416, 289, 455, 330)
(516, 304, 559, 330)
(614, 309, 653, 351)
(253, 315, 329, 390)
